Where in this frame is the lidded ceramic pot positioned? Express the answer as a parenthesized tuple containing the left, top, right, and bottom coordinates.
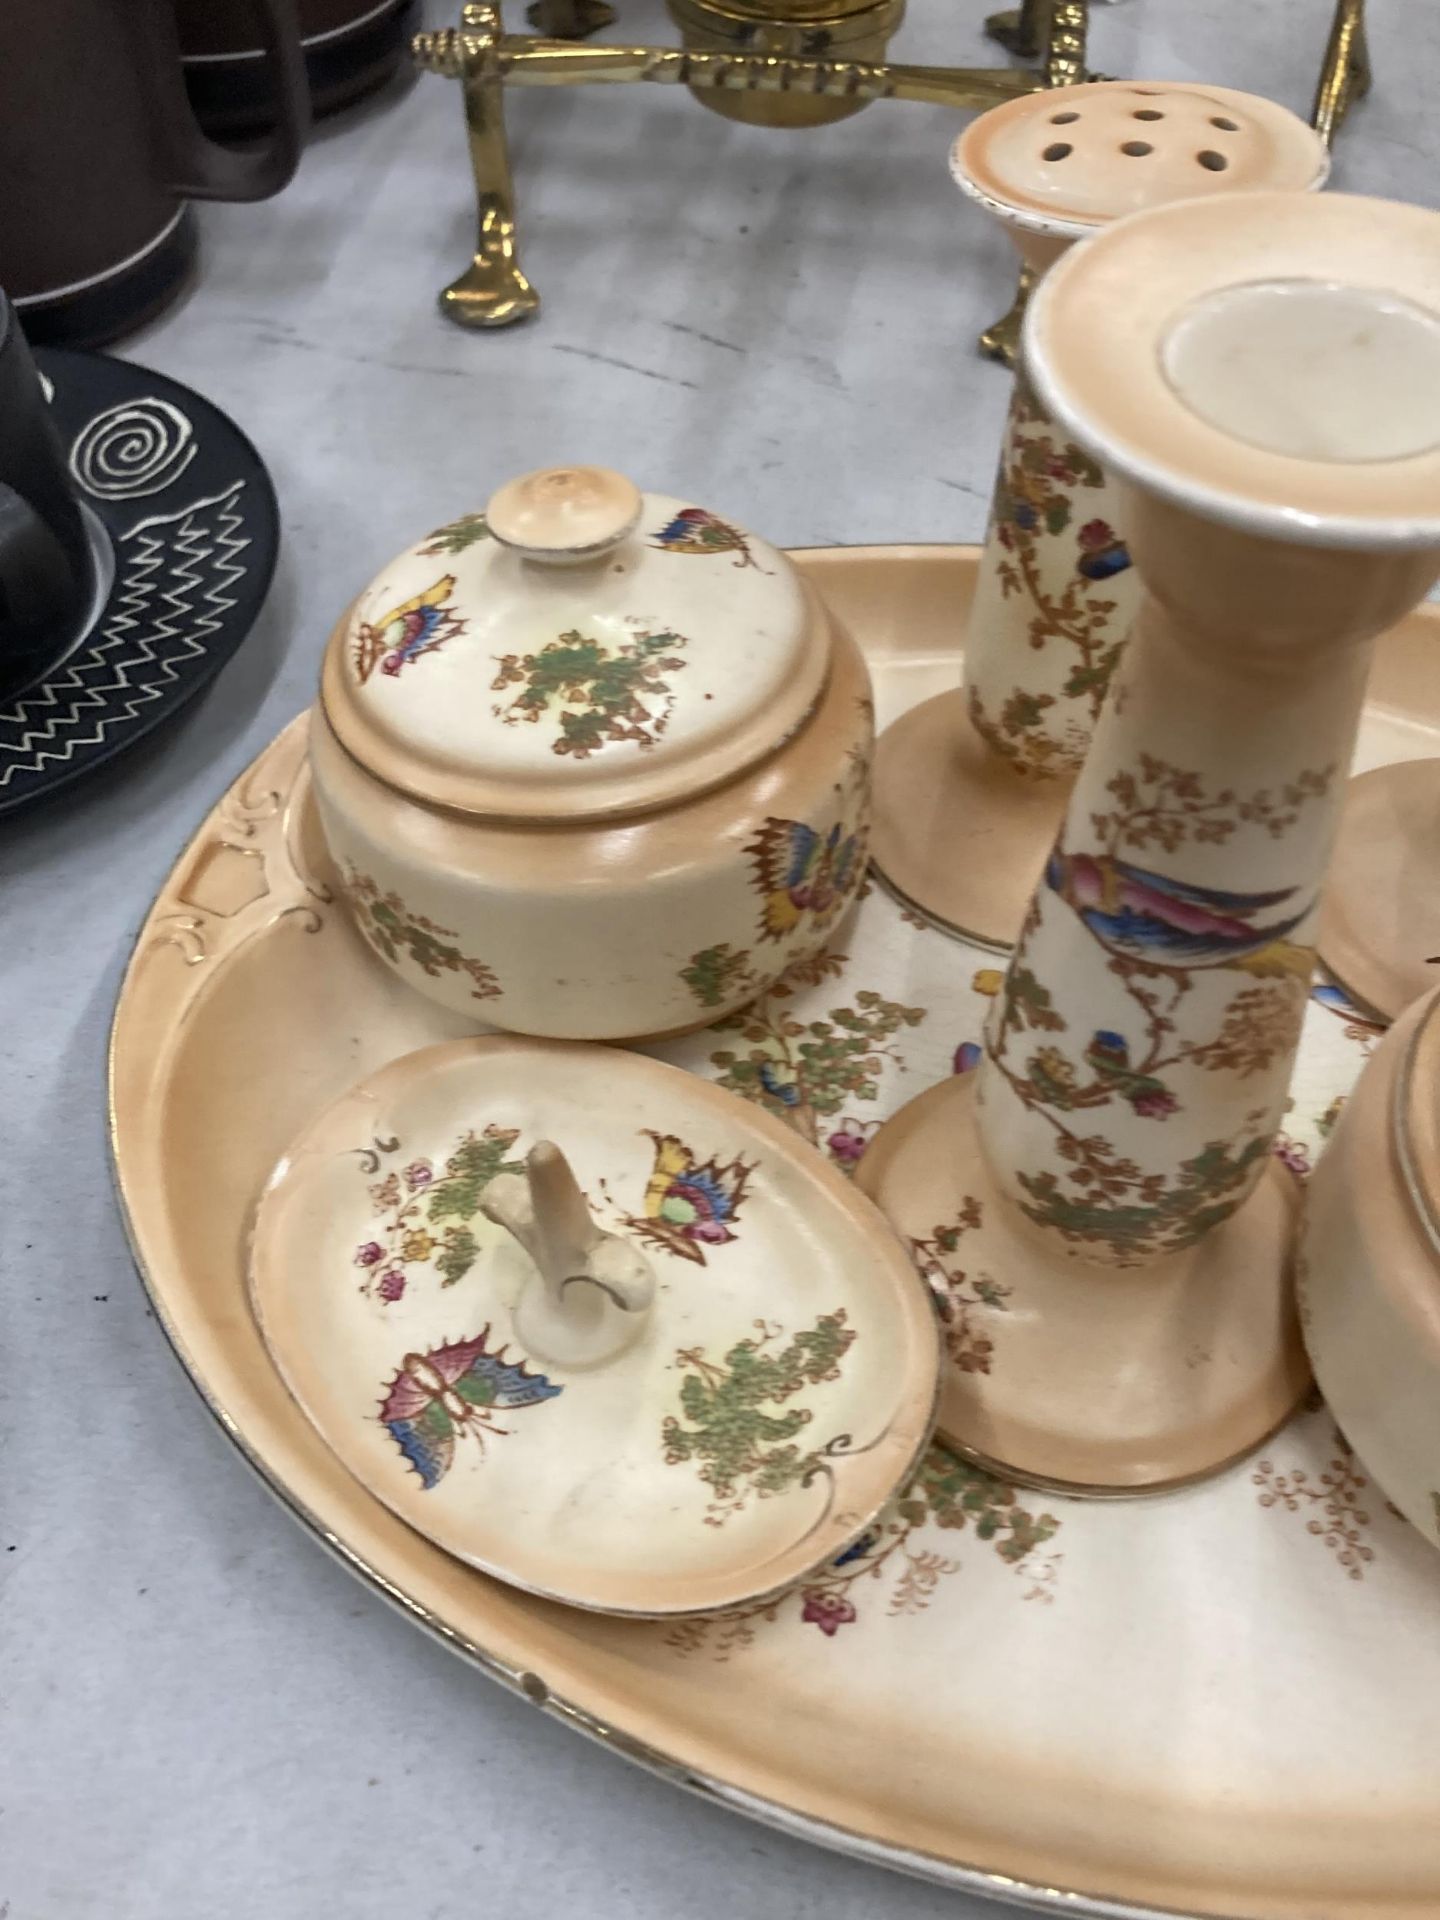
(867, 83, 1329, 951)
(310, 466, 873, 1040)
(1302, 985, 1440, 1552)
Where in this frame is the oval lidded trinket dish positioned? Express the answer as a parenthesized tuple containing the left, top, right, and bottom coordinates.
(310, 466, 873, 1040)
(1302, 984, 1440, 1552)
(247, 1036, 941, 1616)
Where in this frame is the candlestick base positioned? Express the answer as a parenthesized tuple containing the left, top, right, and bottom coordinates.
(1319, 758, 1440, 1024)
(867, 687, 1071, 952)
(855, 1071, 1310, 1495)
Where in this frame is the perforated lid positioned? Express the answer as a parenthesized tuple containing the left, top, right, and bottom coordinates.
(950, 82, 1329, 243)
(321, 466, 829, 824)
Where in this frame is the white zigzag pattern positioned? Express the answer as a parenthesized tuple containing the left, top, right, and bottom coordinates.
(0, 482, 253, 786)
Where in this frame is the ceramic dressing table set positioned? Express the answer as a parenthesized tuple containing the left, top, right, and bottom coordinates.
(109, 78, 1440, 1920)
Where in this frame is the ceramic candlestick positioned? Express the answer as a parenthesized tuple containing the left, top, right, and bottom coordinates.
(868, 83, 1328, 950)
(1319, 757, 1440, 1022)
(859, 190, 1440, 1494)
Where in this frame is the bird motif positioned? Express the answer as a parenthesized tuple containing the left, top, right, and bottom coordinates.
(353, 574, 465, 684)
(748, 816, 863, 944)
(1083, 1030, 1179, 1120)
(758, 1060, 803, 1108)
(378, 1330, 562, 1489)
(651, 506, 764, 571)
(1045, 847, 1313, 976)
(627, 1131, 755, 1265)
(1076, 518, 1133, 582)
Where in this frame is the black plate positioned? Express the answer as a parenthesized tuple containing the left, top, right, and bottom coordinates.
(0, 348, 280, 816)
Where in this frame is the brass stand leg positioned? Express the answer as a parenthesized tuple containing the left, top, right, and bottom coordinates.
(978, 261, 1034, 366)
(525, 0, 617, 39)
(985, 0, 1087, 81)
(1311, 0, 1370, 147)
(978, 4, 1086, 359)
(985, 0, 1043, 60)
(415, 3, 541, 329)
(1042, 0, 1087, 88)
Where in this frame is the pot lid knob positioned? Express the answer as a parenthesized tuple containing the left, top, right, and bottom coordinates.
(486, 465, 643, 565)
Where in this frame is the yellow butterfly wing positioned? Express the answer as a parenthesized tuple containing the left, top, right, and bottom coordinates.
(642, 1132, 694, 1222)
(373, 572, 457, 638)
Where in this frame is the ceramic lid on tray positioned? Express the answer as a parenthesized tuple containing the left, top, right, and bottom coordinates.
(320, 465, 830, 824)
(950, 82, 1329, 242)
(248, 1036, 940, 1617)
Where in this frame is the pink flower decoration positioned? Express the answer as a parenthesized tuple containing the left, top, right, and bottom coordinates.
(953, 1041, 982, 1075)
(1077, 518, 1115, 551)
(690, 1219, 730, 1244)
(405, 1160, 434, 1190)
(1131, 1086, 1179, 1120)
(1273, 1137, 1312, 1180)
(381, 651, 404, 677)
(354, 1241, 384, 1267)
(827, 1128, 868, 1166)
(801, 1589, 857, 1636)
(377, 1268, 406, 1302)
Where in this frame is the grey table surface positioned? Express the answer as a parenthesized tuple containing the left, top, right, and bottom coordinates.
(3, 4, 1437, 1916)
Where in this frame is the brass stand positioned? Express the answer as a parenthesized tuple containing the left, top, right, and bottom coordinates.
(411, 0, 1075, 327)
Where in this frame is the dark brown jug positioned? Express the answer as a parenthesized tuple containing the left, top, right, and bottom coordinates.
(177, 0, 415, 135)
(1, 0, 309, 347)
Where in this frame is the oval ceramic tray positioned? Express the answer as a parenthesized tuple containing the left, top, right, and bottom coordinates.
(110, 546, 1440, 1920)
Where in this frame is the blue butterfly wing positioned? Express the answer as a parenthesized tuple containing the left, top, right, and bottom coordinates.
(779, 821, 821, 892)
(386, 1399, 454, 1490)
(830, 828, 861, 898)
(458, 1350, 563, 1412)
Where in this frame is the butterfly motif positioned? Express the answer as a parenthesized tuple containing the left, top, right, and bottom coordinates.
(625, 1130, 755, 1265)
(747, 816, 864, 944)
(353, 575, 465, 685)
(378, 1330, 562, 1489)
(650, 507, 767, 572)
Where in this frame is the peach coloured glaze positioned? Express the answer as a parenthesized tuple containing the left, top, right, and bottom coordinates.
(1303, 985, 1440, 1550)
(981, 190, 1440, 1270)
(948, 85, 1328, 783)
(309, 466, 874, 1040)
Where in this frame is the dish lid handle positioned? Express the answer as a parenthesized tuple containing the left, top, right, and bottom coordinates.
(486, 466, 643, 566)
(481, 1141, 655, 1367)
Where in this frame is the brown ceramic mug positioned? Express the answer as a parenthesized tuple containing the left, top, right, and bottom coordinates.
(0, 0, 309, 347)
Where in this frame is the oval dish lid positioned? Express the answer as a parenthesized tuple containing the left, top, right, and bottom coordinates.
(320, 466, 831, 824)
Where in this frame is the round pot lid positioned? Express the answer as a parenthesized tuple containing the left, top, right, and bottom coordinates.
(320, 466, 831, 824)
(248, 1036, 940, 1618)
(950, 82, 1329, 242)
